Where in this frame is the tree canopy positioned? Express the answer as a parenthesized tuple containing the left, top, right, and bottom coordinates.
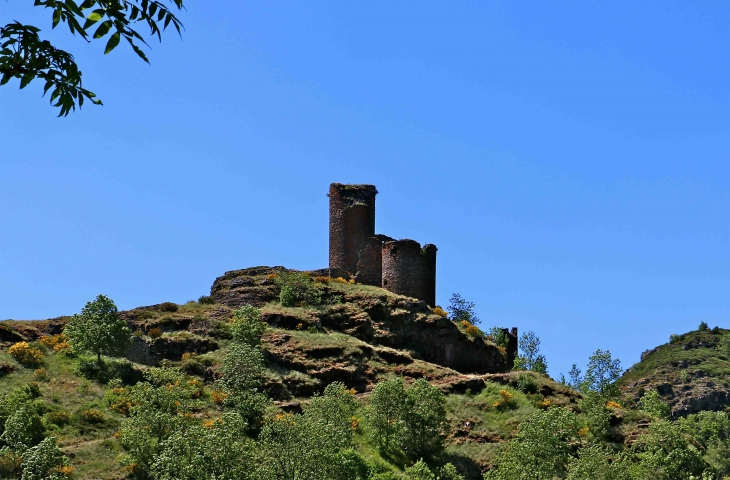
(64, 294, 131, 363)
(1, 0, 185, 116)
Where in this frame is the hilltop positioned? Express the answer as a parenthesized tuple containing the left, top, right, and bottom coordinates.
(0, 267, 580, 479)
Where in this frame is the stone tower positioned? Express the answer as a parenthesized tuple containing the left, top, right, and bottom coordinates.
(381, 240, 437, 306)
(328, 183, 378, 274)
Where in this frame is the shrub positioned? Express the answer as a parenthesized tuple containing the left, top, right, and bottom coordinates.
(44, 410, 72, 426)
(148, 327, 162, 339)
(198, 295, 215, 305)
(81, 409, 105, 423)
(275, 270, 324, 306)
(699, 321, 709, 331)
(637, 390, 670, 419)
(158, 302, 178, 312)
(211, 390, 227, 405)
(431, 306, 448, 317)
(33, 368, 48, 381)
(332, 277, 349, 284)
(9, 341, 44, 367)
(516, 373, 538, 394)
(487, 327, 509, 348)
(493, 389, 516, 410)
(313, 276, 330, 284)
(669, 333, 682, 344)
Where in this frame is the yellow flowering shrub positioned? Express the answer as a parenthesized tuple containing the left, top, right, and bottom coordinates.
(54, 465, 75, 477)
(493, 389, 516, 410)
(33, 367, 48, 381)
(431, 306, 448, 317)
(313, 276, 331, 284)
(147, 327, 162, 339)
(332, 277, 349, 284)
(9, 341, 44, 367)
(578, 427, 590, 436)
(606, 401, 622, 409)
(81, 409, 105, 423)
(211, 390, 227, 405)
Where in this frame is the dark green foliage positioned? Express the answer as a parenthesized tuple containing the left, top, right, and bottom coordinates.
(74, 357, 143, 385)
(1, 0, 185, 115)
(582, 349, 622, 398)
(197, 295, 215, 305)
(447, 293, 480, 325)
(64, 294, 132, 364)
(516, 373, 538, 394)
(699, 321, 709, 331)
(401, 378, 448, 461)
(158, 302, 178, 313)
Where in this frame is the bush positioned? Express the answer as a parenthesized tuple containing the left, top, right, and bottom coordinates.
(80, 409, 105, 423)
(431, 306, 448, 317)
(274, 271, 324, 306)
(8, 341, 44, 367)
(75, 358, 144, 385)
(516, 373, 538, 394)
(487, 327, 509, 348)
(44, 410, 71, 426)
(197, 295, 215, 305)
(699, 321, 709, 331)
(158, 302, 178, 312)
(148, 327, 162, 339)
(637, 390, 670, 419)
(33, 368, 48, 381)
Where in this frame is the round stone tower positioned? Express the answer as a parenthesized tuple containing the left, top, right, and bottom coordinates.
(381, 239, 437, 306)
(328, 183, 378, 273)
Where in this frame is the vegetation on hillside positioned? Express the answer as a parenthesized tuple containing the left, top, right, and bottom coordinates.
(2, 282, 730, 479)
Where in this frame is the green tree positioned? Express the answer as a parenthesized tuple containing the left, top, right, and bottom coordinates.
(118, 368, 197, 476)
(484, 407, 580, 480)
(447, 293, 480, 325)
(256, 383, 363, 480)
(401, 378, 447, 461)
(637, 390, 670, 419)
(64, 294, 131, 364)
(230, 305, 267, 347)
(515, 330, 547, 373)
(1, 1, 184, 115)
(19, 437, 70, 480)
(151, 413, 255, 480)
(630, 420, 707, 480)
(565, 444, 632, 480)
(582, 349, 622, 398)
(367, 378, 407, 452)
(405, 460, 435, 480)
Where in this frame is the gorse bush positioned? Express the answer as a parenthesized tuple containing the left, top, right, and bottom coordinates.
(8, 342, 44, 367)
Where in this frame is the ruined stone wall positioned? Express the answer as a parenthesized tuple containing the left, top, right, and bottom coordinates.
(355, 234, 394, 286)
(328, 183, 377, 273)
(381, 240, 437, 306)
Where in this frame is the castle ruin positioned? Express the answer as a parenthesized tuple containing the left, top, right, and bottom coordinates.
(328, 183, 438, 306)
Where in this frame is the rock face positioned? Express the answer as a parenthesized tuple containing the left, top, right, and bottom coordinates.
(209, 266, 509, 375)
(619, 328, 730, 418)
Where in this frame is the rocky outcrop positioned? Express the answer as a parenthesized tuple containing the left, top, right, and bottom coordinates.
(619, 328, 730, 418)
(213, 267, 510, 375)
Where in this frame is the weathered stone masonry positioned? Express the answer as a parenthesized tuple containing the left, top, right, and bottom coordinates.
(328, 183, 437, 306)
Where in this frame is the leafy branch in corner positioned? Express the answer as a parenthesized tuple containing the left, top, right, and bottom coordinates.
(0, 0, 184, 116)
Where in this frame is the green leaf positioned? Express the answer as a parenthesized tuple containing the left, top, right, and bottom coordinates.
(131, 44, 149, 63)
(20, 72, 36, 89)
(52, 9, 62, 28)
(93, 19, 112, 38)
(104, 32, 120, 54)
(80, 0, 96, 9)
(83, 9, 105, 29)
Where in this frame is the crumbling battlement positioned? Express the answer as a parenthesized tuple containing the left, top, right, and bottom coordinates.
(328, 183, 438, 306)
(382, 240, 437, 307)
(328, 183, 377, 274)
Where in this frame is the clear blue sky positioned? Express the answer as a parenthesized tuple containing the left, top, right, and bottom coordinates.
(2, 1, 729, 379)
